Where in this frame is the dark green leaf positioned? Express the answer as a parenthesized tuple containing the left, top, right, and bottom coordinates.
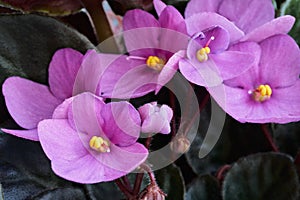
(84, 182, 123, 200)
(222, 152, 300, 200)
(0, 14, 94, 123)
(185, 175, 221, 200)
(155, 164, 185, 200)
(0, 0, 82, 16)
(273, 122, 300, 157)
(31, 188, 86, 200)
(0, 184, 3, 200)
(280, 0, 300, 45)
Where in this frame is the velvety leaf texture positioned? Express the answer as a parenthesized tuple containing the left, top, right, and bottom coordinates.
(185, 175, 221, 200)
(281, 0, 300, 44)
(0, 0, 82, 16)
(222, 152, 300, 200)
(0, 14, 94, 123)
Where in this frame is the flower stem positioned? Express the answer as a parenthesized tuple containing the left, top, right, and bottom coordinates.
(121, 175, 132, 192)
(80, 0, 119, 53)
(115, 179, 133, 198)
(216, 164, 231, 182)
(133, 173, 144, 195)
(261, 124, 279, 152)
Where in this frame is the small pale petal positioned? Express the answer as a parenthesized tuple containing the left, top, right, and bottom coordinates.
(2, 77, 61, 129)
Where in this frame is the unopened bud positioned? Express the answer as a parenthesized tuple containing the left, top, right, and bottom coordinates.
(139, 184, 166, 200)
(170, 136, 190, 154)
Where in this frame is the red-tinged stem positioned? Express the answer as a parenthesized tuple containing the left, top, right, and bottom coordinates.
(133, 173, 144, 195)
(115, 179, 133, 198)
(183, 93, 210, 137)
(140, 164, 156, 183)
(261, 124, 279, 152)
(121, 176, 132, 192)
(216, 164, 231, 182)
(80, 0, 119, 53)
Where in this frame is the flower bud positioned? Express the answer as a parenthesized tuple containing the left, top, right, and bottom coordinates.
(170, 136, 190, 154)
(139, 184, 166, 200)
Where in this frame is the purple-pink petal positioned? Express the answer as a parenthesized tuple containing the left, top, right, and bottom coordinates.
(219, 0, 275, 33)
(153, 0, 167, 16)
(2, 77, 61, 130)
(155, 50, 185, 93)
(240, 15, 296, 43)
(1, 128, 39, 141)
(210, 50, 255, 80)
(185, 12, 244, 43)
(159, 6, 186, 34)
(259, 34, 300, 88)
(48, 48, 83, 100)
(185, 0, 222, 18)
(99, 102, 141, 147)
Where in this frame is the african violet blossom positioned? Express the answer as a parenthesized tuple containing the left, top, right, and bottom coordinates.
(138, 102, 173, 134)
(98, 0, 189, 98)
(179, 26, 255, 87)
(185, 0, 295, 43)
(2, 48, 84, 141)
(38, 92, 148, 183)
(209, 34, 300, 123)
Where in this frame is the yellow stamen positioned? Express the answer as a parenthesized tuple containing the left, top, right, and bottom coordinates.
(146, 56, 165, 71)
(89, 136, 110, 153)
(196, 36, 214, 62)
(252, 84, 272, 102)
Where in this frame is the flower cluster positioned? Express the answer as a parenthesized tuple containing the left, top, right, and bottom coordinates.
(2, 0, 300, 186)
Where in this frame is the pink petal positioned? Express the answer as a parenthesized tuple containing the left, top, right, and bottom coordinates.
(185, 0, 222, 18)
(185, 12, 244, 43)
(153, 0, 167, 16)
(49, 48, 84, 100)
(240, 15, 296, 42)
(38, 119, 88, 161)
(219, 0, 275, 33)
(99, 102, 141, 146)
(52, 142, 148, 183)
(99, 55, 158, 99)
(2, 77, 61, 129)
(1, 128, 39, 141)
(155, 50, 185, 93)
(210, 50, 255, 80)
(179, 58, 223, 87)
(159, 6, 186, 34)
(259, 35, 300, 88)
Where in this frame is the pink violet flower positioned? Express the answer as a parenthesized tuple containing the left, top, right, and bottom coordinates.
(209, 34, 300, 123)
(2, 48, 84, 141)
(98, 1, 189, 98)
(179, 26, 256, 87)
(38, 92, 148, 183)
(184, 0, 295, 43)
(138, 102, 173, 134)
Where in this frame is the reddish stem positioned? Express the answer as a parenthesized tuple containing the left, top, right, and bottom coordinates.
(216, 164, 231, 182)
(261, 124, 279, 152)
(133, 173, 144, 195)
(115, 179, 133, 198)
(121, 176, 132, 192)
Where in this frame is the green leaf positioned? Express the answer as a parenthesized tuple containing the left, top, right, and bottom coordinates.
(280, 0, 300, 45)
(0, 14, 94, 123)
(30, 188, 86, 200)
(155, 164, 185, 200)
(84, 182, 123, 200)
(185, 175, 221, 200)
(273, 122, 300, 157)
(222, 152, 300, 200)
(0, 0, 82, 16)
(0, 184, 3, 200)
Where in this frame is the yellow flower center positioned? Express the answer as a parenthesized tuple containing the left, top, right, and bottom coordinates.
(89, 136, 110, 153)
(196, 36, 215, 62)
(252, 84, 272, 102)
(146, 56, 165, 71)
